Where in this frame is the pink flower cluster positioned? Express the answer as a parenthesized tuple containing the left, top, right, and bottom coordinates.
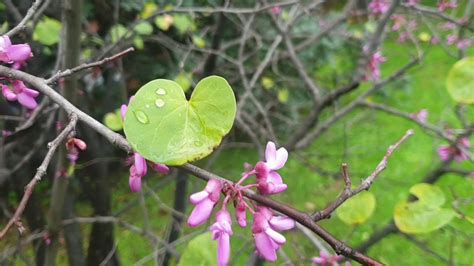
(121, 100, 170, 192)
(366, 51, 386, 81)
(66, 137, 87, 164)
(187, 142, 295, 265)
(312, 251, 347, 265)
(438, 0, 457, 12)
(409, 109, 428, 123)
(437, 137, 471, 162)
(0, 36, 38, 109)
(368, 0, 390, 15)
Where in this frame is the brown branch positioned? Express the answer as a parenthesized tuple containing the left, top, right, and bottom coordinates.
(5, 0, 44, 37)
(0, 114, 77, 240)
(46, 47, 135, 84)
(0, 66, 384, 265)
(312, 129, 414, 221)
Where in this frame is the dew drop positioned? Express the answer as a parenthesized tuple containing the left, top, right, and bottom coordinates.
(194, 141, 203, 147)
(156, 88, 166, 95)
(155, 99, 165, 108)
(133, 110, 149, 124)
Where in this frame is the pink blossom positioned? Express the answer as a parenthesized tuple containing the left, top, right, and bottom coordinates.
(410, 109, 428, 123)
(0, 35, 32, 64)
(398, 32, 410, 43)
(1, 81, 39, 109)
(2, 130, 13, 138)
(431, 37, 440, 44)
(457, 39, 471, 50)
(405, 0, 419, 6)
(368, 0, 390, 15)
(447, 34, 458, 45)
(252, 207, 294, 262)
(441, 22, 457, 30)
(437, 137, 471, 162)
(254, 141, 288, 195)
(129, 153, 147, 192)
(271, 6, 282, 15)
(66, 138, 87, 164)
(366, 51, 386, 81)
(312, 251, 344, 265)
(210, 209, 233, 266)
(438, 0, 457, 12)
(150, 163, 170, 174)
(235, 199, 247, 228)
(391, 15, 406, 31)
(188, 179, 222, 227)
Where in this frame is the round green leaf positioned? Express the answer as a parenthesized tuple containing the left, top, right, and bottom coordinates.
(124, 76, 236, 165)
(337, 191, 376, 225)
(394, 183, 455, 234)
(33, 17, 62, 45)
(446, 57, 474, 104)
(134, 22, 153, 35)
(155, 15, 174, 31)
(178, 233, 217, 266)
(103, 110, 123, 131)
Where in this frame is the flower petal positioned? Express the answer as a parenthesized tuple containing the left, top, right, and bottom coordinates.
(6, 44, 32, 62)
(217, 233, 230, 266)
(129, 175, 142, 193)
(254, 233, 277, 262)
(134, 153, 147, 177)
(267, 147, 288, 170)
(187, 198, 215, 227)
(269, 216, 295, 231)
(265, 227, 286, 245)
(189, 191, 209, 204)
(17, 93, 37, 109)
(2, 85, 17, 101)
(265, 141, 277, 164)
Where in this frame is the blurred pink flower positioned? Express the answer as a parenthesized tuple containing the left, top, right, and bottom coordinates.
(66, 138, 87, 164)
(271, 6, 282, 15)
(391, 15, 406, 31)
(437, 137, 471, 162)
(405, 0, 419, 6)
(188, 179, 222, 227)
(2, 81, 39, 109)
(438, 0, 457, 12)
(366, 51, 386, 81)
(369, 0, 390, 15)
(312, 251, 344, 265)
(235, 199, 247, 228)
(129, 153, 147, 192)
(447, 34, 458, 45)
(0, 35, 32, 64)
(410, 109, 428, 123)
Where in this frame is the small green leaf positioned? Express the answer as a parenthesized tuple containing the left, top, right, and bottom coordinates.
(277, 88, 289, 103)
(394, 183, 455, 234)
(0, 22, 8, 34)
(124, 76, 236, 165)
(337, 191, 376, 225)
(172, 14, 195, 34)
(178, 233, 217, 266)
(192, 36, 206, 48)
(155, 15, 174, 31)
(175, 72, 193, 92)
(140, 2, 157, 19)
(133, 37, 144, 50)
(104, 110, 123, 131)
(33, 17, 62, 45)
(446, 57, 474, 104)
(110, 24, 132, 43)
(134, 22, 153, 35)
(261, 77, 274, 90)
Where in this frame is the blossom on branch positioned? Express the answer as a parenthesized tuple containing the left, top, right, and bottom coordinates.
(0, 36, 32, 64)
(255, 141, 288, 195)
(188, 179, 223, 227)
(368, 0, 390, 15)
(1, 81, 39, 109)
(211, 209, 233, 266)
(66, 138, 87, 164)
(312, 251, 344, 265)
(437, 137, 471, 162)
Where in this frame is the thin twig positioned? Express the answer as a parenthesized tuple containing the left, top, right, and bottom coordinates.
(5, 0, 44, 37)
(0, 114, 77, 239)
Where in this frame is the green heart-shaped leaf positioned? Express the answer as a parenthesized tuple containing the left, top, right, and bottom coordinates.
(178, 233, 217, 266)
(337, 191, 376, 225)
(446, 57, 474, 104)
(394, 183, 455, 234)
(123, 76, 236, 165)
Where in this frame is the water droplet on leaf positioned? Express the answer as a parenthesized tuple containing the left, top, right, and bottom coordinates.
(156, 88, 166, 95)
(155, 99, 165, 108)
(133, 110, 149, 124)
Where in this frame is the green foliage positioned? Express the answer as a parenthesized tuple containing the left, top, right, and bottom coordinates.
(103, 110, 123, 131)
(134, 22, 153, 35)
(33, 17, 62, 45)
(172, 14, 195, 34)
(337, 191, 376, 225)
(110, 24, 132, 43)
(394, 183, 455, 234)
(277, 88, 290, 104)
(446, 57, 474, 104)
(124, 76, 236, 165)
(192, 36, 206, 48)
(261, 77, 275, 90)
(174, 72, 193, 92)
(178, 233, 217, 266)
(155, 15, 174, 31)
